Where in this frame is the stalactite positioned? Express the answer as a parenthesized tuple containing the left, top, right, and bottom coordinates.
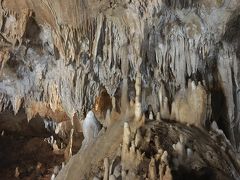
(0, 0, 240, 179)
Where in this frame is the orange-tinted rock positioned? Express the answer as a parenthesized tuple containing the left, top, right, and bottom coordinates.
(94, 89, 112, 117)
(26, 101, 70, 122)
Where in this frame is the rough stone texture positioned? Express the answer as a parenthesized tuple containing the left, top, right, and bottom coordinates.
(56, 116, 240, 180)
(0, 0, 240, 179)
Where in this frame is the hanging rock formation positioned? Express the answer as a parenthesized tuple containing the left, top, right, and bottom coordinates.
(0, 0, 240, 179)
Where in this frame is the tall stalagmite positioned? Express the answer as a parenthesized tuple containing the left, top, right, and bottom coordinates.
(0, 0, 240, 179)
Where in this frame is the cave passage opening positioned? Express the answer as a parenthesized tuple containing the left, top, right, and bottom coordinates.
(0, 108, 82, 179)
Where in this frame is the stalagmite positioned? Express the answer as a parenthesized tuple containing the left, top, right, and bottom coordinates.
(105, 109, 111, 127)
(159, 83, 170, 119)
(103, 158, 109, 180)
(122, 122, 131, 151)
(156, 112, 161, 121)
(134, 128, 143, 148)
(146, 105, 154, 120)
(0, 0, 240, 179)
(121, 78, 129, 112)
(149, 111, 154, 120)
(111, 97, 116, 111)
(64, 128, 74, 163)
(135, 72, 142, 121)
(163, 166, 173, 180)
(148, 157, 157, 180)
(81, 111, 101, 149)
(172, 139, 186, 163)
(170, 80, 208, 128)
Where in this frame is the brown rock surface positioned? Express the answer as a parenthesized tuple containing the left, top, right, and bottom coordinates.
(0, 0, 239, 179)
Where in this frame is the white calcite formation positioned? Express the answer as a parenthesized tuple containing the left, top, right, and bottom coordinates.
(81, 110, 101, 149)
(0, 0, 239, 179)
(170, 80, 209, 128)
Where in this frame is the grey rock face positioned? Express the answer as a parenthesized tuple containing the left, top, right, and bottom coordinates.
(0, 0, 239, 161)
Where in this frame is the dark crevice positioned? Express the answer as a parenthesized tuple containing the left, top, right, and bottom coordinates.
(0, 109, 80, 179)
(211, 89, 231, 140)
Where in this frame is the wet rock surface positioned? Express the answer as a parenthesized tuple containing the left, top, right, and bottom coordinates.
(0, 0, 239, 179)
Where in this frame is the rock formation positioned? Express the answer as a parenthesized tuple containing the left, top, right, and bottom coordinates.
(0, 0, 239, 179)
(81, 110, 101, 149)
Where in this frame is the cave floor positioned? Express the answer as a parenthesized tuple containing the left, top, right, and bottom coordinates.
(0, 135, 64, 180)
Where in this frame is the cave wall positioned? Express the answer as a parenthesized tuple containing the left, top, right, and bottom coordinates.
(0, 0, 239, 150)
